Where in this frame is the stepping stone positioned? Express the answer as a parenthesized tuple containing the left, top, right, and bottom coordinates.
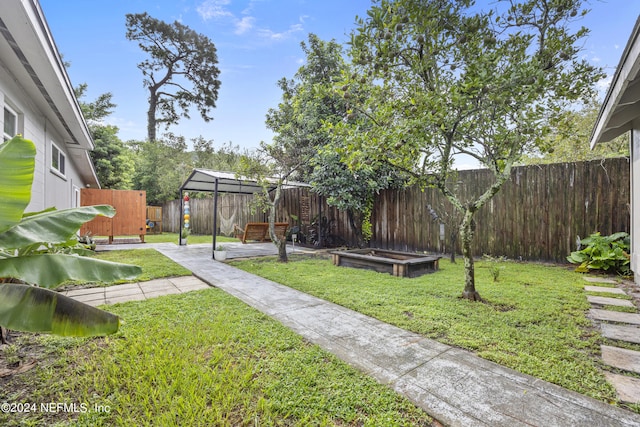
(584, 285, 626, 295)
(604, 372, 640, 403)
(601, 345, 640, 374)
(589, 309, 640, 325)
(601, 323, 640, 344)
(584, 276, 617, 284)
(587, 295, 635, 307)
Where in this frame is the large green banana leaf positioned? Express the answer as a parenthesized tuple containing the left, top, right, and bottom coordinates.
(0, 136, 35, 233)
(0, 254, 142, 289)
(0, 205, 115, 250)
(0, 283, 119, 336)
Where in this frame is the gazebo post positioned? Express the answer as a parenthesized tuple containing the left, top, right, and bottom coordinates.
(179, 189, 184, 245)
(212, 178, 219, 259)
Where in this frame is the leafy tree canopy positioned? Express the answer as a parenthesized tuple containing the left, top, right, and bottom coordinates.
(130, 133, 193, 204)
(126, 13, 221, 141)
(331, 0, 604, 299)
(74, 83, 116, 126)
(192, 136, 245, 172)
(90, 125, 135, 190)
(520, 95, 629, 164)
(267, 33, 405, 246)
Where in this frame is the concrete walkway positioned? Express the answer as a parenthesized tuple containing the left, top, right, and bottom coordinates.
(120, 243, 638, 427)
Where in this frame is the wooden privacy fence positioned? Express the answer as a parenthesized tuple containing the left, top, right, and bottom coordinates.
(365, 158, 630, 261)
(161, 157, 630, 262)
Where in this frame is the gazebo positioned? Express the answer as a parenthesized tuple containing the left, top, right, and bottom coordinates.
(178, 169, 310, 259)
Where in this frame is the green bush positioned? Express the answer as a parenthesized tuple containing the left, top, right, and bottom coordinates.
(567, 232, 630, 275)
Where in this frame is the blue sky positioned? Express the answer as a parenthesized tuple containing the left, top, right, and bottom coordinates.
(39, 0, 639, 152)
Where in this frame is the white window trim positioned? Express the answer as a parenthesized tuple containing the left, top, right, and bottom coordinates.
(50, 141, 67, 179)
(3, 104, 18, 141)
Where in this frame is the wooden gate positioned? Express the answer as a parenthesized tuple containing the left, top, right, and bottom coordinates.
(80, 189, 147, 243)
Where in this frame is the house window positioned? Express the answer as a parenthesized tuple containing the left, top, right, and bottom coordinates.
(3, 106, 17, 141)
(51, 142, 66, 176)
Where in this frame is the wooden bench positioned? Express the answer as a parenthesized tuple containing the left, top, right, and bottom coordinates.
(234, 222, 289, 244)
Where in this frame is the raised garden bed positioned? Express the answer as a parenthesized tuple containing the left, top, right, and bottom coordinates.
(330, 249, 441, 278)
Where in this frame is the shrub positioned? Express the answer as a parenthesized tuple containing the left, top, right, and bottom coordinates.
(567, 232, 630, 275)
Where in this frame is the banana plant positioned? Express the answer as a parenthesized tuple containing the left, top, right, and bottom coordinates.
(0, 136, 142, 338)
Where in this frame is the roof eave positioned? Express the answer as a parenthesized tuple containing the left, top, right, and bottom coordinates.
(0, 0, 98, 186)
(591, 16, 640, 149)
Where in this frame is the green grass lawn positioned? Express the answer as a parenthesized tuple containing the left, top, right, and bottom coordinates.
(144, 232, 239, 245)
(58, 249, 192, 289)
(2, 248, 635, 424)
(230, 255, 625, 405)
(0, 290, 432, 426)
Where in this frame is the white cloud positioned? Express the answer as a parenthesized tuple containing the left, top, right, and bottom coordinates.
(257, 23, 304, 41)
(197, 0, 233, 21)
(241, 0, 265, 15)
(597, 74, 613, 92)
(235, 16, 255, 34)
(197, 0, 304, 43)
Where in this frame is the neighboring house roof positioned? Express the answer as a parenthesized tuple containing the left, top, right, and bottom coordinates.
(591, 16, 640, 148)
(0, 0, 99, 187)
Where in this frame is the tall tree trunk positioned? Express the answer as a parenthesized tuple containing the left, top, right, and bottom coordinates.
(460, 208, 481, 301)
(267, 184, 288, 263)
(147, 90, 157, 141)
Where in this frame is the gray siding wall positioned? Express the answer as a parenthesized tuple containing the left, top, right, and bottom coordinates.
(632, 127, 640, 285)
(0, 67, 87, 213)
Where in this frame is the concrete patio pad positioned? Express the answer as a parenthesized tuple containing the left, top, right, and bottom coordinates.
(606, 373, 640, 404)
(602, 346, 640, 375)
(587, 295, 635, 307)
(584, 276, 618, 284)
(589, 309, 640, 325)
(585, 285, 626, 295)
(602, 324, 640, 345)
(63, 275, 210, 306)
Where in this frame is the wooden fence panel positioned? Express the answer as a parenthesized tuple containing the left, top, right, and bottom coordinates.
(366, 158, 630, 262)
(160, 158, 630, 262)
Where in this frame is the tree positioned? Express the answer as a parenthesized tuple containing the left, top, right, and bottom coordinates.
(126, 13, 221, 141)
(90, 125, 135, 189)
(130, 133, 193, 204)
(0, 136, 141, 343)
(520, 95, 629, 164)
(309, 149, 402, 247)
(74, 83, 116, 126)
(334, 0, 604, 300)
(266, 34, 403, 247)
(192, 136, 244, 171)
(74, 84, 135, 189)
(237, 148, 294, 262)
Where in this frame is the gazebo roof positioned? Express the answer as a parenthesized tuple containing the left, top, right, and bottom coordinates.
(179, 169, 310, 194)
